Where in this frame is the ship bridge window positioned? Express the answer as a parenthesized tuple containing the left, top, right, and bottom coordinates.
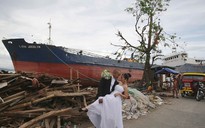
(195, 60, 201, 62)
(8, 41, 12, 44)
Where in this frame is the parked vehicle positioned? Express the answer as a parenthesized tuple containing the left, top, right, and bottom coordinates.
(195, 81, 205, 101)
(180, 72, 205, 98)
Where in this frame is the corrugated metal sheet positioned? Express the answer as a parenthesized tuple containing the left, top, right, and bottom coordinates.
(175, 64, 205, 73)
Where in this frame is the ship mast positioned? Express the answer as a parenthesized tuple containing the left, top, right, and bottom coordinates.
(48, 22, 52, 45)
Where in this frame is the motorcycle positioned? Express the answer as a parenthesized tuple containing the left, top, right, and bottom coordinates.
(195, 82, 205, 101)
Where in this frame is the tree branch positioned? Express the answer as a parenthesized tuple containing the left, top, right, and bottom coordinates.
(116, 31, 141, 51)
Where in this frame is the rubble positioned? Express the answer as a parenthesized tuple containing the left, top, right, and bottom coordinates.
(0, 72, 166, 127)
(0, 72, 95, 128)
(122, 87, 164, 120)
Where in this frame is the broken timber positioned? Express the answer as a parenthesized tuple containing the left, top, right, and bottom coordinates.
(0, 72, 97, 127)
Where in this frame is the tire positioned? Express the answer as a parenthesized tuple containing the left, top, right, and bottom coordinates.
(196, 90, 201, 101)
(181, 92, 185, 97)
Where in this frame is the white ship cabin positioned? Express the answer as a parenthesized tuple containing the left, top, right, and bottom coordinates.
(162, 52, 205, 67)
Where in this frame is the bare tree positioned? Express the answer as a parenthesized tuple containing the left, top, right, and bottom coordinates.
(115, 0, 173, 83)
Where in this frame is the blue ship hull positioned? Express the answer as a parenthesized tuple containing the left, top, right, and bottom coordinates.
(2, 38, 144, 85)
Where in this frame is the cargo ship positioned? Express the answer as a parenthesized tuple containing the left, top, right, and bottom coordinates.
(2, 38, 144, 86)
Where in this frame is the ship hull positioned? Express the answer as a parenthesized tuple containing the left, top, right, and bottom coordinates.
(2, 38, 144, 86)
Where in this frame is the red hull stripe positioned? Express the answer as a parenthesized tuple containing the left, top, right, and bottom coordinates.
(13, 61, 143, 84)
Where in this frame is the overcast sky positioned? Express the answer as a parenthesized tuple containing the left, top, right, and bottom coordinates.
(0, 0, 205, 69)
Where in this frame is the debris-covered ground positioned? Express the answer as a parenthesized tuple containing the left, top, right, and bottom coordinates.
(122, 88, 164, 120)
(0, 72, 96, 128)
(0, 72, 167, 128)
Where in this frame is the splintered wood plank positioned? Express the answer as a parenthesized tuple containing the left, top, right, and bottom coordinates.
(19, 108, 72, 128)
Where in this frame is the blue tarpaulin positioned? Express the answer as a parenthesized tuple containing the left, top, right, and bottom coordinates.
(155, 68, 179, 74)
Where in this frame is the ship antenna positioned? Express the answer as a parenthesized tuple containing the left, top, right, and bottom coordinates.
(48, 22, 52, 45)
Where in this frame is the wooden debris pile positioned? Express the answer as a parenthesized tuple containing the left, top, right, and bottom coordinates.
(0, 72, 96, 128)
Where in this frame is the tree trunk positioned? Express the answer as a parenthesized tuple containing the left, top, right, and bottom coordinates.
(142, 13, 153, 85)
(142, 51, 151, 84)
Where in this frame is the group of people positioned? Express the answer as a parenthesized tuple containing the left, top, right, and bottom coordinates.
(81, 69, 183, 127)
(80, 69, 131, 128)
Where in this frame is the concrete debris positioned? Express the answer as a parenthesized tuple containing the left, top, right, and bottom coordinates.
(122, 87, 164, 120)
